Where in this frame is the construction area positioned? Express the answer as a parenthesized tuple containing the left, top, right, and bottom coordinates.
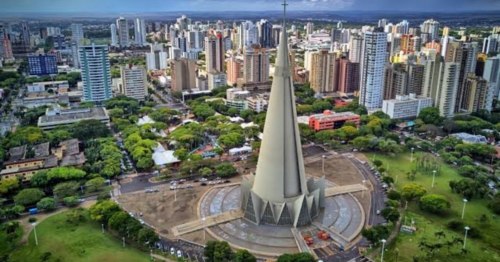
(116, 152, 371, 259)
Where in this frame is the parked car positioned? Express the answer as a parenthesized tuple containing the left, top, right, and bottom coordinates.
(177, 250, 182, 258)
(187, 184, 193, 188)
(170, 248, 175, 255)
(200, 182, 207, 186)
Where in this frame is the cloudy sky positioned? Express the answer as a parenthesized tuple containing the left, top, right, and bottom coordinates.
(1, 0, 499, 12)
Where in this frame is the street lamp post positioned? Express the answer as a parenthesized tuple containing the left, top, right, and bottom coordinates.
(462, 199, 468, 219)
(31, 222, 38, 246)
(463, 226, 470, 249)
(410, 147, 415, 162)
(432, 170, 436, 188)
(322, 155, 326, 173)
(174, 187, 177, 202)
(102, 223, 104, 234)
(381, 239, 387, 262)
(122, 237, 125, 248)
(202, 217, 206, 240)
(362, 180, 366, 198)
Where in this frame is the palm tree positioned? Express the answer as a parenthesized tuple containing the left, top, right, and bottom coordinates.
(5, 221, 20, 234)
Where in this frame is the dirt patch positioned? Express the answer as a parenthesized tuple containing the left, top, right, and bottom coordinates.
(117, 185, 212, 238)
(305, 154, 364, 186)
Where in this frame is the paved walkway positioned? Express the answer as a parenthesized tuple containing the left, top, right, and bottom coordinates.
(171, 209, 243, 237)
(325, 184, 368, 197)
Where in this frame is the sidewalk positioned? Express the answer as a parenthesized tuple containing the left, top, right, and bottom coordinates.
(151, 254, 176, 262)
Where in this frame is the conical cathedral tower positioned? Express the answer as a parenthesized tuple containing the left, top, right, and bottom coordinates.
(240, 1, 325, 227)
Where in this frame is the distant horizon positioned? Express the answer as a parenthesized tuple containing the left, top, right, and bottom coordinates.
(1, 0, 500, 14)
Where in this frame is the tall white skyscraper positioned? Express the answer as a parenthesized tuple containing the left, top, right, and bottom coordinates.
(378, 19, 389, 28)
(359, 30, 388, 109)
(79, 43, 112, 102)
(436, 62, 460, 118)
(420, 19, 440, 41)
(71, 42, 80, 69)
(134, 18, 147, 46)
(306, 22, 314, 35)
(110, 24, 117, 47)
(483, 55, 500, 97)
(483, 35, 499, 54)
(116, 17, 130, 48)
(245, 24, 259, 47)
(71, 23, 84, 44)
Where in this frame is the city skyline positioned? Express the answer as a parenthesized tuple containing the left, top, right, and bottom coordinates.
(2, 0, 500, 13)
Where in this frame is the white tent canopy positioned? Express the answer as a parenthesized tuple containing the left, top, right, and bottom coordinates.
(152, 143, 180, 166)
(228, 146, 252, 156)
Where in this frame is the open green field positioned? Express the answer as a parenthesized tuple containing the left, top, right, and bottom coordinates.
(368, 152, 500, 260)
(8, 211, 149, 262)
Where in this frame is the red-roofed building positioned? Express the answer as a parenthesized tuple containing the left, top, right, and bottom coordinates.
(309, 110, 360, 131)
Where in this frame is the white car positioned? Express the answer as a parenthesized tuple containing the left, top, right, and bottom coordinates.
(177, 250, 182, 258)
(139, 219, 145, 225)
(170, 247, 175, 255)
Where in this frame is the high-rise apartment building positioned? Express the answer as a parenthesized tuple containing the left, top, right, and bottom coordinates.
(435, 62, 461, 118)
(378, 19, 389, 28)
(205, 33, 225, 73)
(258, 19, 273, 48)
(349, 36, 363, 63)
(271, 26, 282, 47)
(207, 72, 227, 90)
(408, 63, 425, 95)
(116, 17, 130, 48)
(482, 35, 499, 54)
(461, 73, 494, 112)
(226, 56, 242, 86)
(145, 50, 168, 70)
(245, 24, 259, 47)
(338, 58, 359, 94)
(109, 24, 118, 47)
(71, 42, 80, 69)
(79, 43, 112, 102)
(306, 22, 314, 35)
(134, 18, 147, 46)
(28, 54, 58, 76)
(243, 44, 269, 84)
(383, 63, 407, 100)
(20, 22, 31, 47)
(310, 50, 338, 93)
(71, 23, 84, 44)
(359, 30, 388, 109)
(420, 19, 440, 40)
(176, 15, 191, 31)
(120, 65, 148, 100)
(170, 58, 197, 92)
(483, 55, 500, 97)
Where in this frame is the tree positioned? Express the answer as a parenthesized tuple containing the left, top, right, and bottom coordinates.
(234, 249, 256, 262)
(361, 225, 390, 245)
(312, 100, 332, 113)
(227, 107, 240, 116)
(53, 181, 79, 198)
(138, 228, 157, 246)
(72, 119, 111, 140)
(215, 163, 237, 177)
(212, 147, 225, 159)
(218, 132, 245, 148)
(381, 208, 400, 223)
(373, 160, 383, 167)
(419, 194, 451, 214)
(204, 241, 234, 262)
(0, 178, 19, 196)
(401, 183, 427, 202)
(14, 188, 45, 206)
(4, 205, 24, 219)
(382, 176, 395, 186)
(277, 253, 316, 262)
(488, 198, 500, 215)
(386, 199, 400, 209)
(63, 196, 79, 207)
(418, 107, 443, 125)
(108, 211, 131, 235)
(193, 104, 216, 120)
(85, 177, 106, 192)
(352, 136, 371, 150)
(239, 109, 255, 122)
(340, 126, 358, 140)
(387, 190, 402, 200)
(108, 108, 125, 118)
(200, 167, 213, 177)
(137, 157, 153, 169)
(89, 200, 121, 223)
(174, 148, 189, 161)
(36, 197, 57, 211)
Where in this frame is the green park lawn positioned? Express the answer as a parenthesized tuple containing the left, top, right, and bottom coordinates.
(367, 152, 500, 260)
(8, 211, 150, 262)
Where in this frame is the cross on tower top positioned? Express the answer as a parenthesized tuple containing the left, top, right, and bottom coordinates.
(282, 0, 288, 25)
